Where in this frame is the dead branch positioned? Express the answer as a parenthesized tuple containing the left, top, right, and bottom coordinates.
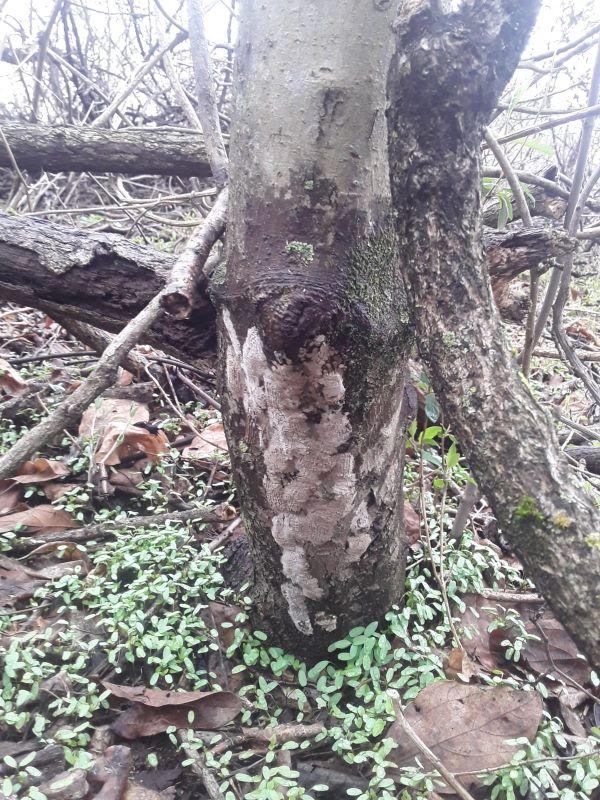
(162, 187, 228, 318)
(0, 122, 212, 178)
(0, 212, 217, 363)
(0, 293, 163, 479)
(16, 504, 235, 549)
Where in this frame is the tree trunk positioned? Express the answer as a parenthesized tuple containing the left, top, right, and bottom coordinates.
(387, 0, 600, 669)
(0, 122, 212, 178)
(213, 0, 412, 656)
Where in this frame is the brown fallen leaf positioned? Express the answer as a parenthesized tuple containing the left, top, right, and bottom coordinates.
(443, 648, 480, 682)
(204, 602, 246, 691)
(11, 458, 70, 484)
(388, 680, 543, 792)
(0, 554, 47, 605)
(404, 501, 421, 545)
(457, 593, 540, 671)
(26, 540, 92, 570)
(0, 479, 22, 515)
(182, 422, 228, 462)
(565, 320, 600, 347)
(0, 357, 27, 396)
(208, 601, 243, 651)
(37, 560, 89, 580)
(43, 482, 79, 502)
(0, 504, 78, 534)
(80, 398, 149, 438)
(523, 614, 591, 688)
(109, 464, 148, 493)
(79, 399, 168, 466)
(99, 426, 169, 466)
(103, 682, 242, 739)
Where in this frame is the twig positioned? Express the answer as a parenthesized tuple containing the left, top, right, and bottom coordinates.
(0, 123, 32, 211)
(30, 0, 64, 123)
(532, 41, 600, 351)
(162, 186, 228, 318)
(484, 128, 538, 376)
(208, 516, 241, 552)
(387, 690, 477, 800)
(177, 369, 221, 410)
(5, 349, 95, 365)
(211, 722, 325, 756)
(481, 167, 600, 213)
(492, 103, 600, 145)
(0, 294, 163, 480)
(177, 732, 225, 800)
(532, 619, 599, 702)
(91, 31, 187, 128)
(479, 589, 544, 604)
(19, 504, 235, 548)
(187, 0, 229, 186)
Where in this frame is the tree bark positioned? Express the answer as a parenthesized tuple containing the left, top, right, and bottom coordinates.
(387, 0, 600, 669)
(0, 212, 216, 364)
(485, 226, 577, 283)
(213, 0, 414, 656)
(0, 208, 565, 368)
(0, 122, 212, 178)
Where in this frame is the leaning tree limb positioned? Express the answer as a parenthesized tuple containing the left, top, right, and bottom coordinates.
(162, 186, 228, 317)
(0, 212, 216, 364)
(162, 3, 230, 319)
(387, 0, 600, 668)
(0, 122, 212, 178)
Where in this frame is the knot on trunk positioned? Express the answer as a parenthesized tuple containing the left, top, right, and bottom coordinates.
(256, 285, 342, 357)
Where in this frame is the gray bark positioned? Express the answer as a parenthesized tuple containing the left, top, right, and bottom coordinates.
(387, 0, 600, 669)
(216, 0, 412, 655)
(0, 122, 211, 178)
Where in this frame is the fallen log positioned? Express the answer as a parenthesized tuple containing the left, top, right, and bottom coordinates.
(0, 212, 216, 363)
(0, 212, 575, 365)
(0, 122, 211, 178)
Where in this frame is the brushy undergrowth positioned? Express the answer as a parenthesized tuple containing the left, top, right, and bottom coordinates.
(1, 404, 599, 800)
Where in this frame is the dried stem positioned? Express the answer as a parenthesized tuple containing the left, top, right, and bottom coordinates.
(19, 504, 235, 549)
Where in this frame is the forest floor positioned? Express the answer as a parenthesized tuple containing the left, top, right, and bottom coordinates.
(1, 276, 599, 800)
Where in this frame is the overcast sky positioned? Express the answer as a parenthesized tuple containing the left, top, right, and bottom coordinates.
(0, 1, 597, 111)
